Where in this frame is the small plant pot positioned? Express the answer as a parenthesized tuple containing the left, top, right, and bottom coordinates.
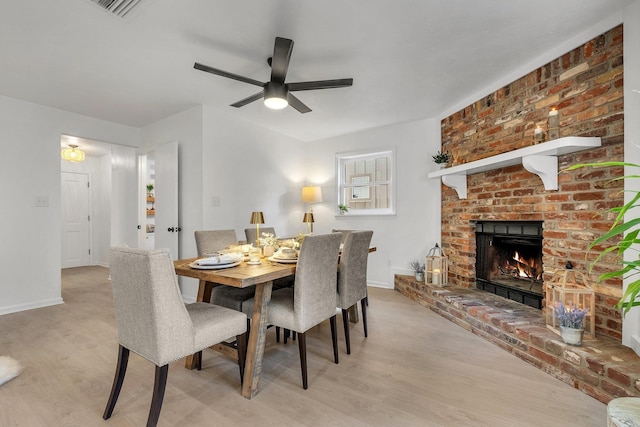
(560, 326, 584, 346)
(415, 272, 424, 281)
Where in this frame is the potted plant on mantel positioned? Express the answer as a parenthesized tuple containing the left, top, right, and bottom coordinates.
(554, 301, 589, 345)
(338, 204, 349, 215)
(432, 151, 451, 168)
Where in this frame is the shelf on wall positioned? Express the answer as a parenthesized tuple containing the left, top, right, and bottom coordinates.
(427, 136, 602, 199)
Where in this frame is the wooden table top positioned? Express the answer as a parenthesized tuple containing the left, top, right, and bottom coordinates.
(174, 258, 296, 288)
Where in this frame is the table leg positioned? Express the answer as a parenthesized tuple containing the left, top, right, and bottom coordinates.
(242, 280, 273, 399)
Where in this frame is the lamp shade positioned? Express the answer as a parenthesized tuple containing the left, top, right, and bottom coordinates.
(301, 186, 323, 204)
(302, 212, 314, 223)
(61, 145, 85, 162)
(250, 211, 265, 225)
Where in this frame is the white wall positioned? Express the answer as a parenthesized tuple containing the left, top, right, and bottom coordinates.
(0, 94, 139, 315)
(305, 118, 442, 288)
(201, 106, 306, 239)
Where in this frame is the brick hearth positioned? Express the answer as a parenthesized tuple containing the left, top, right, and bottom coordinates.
(395, 274, 640, 403)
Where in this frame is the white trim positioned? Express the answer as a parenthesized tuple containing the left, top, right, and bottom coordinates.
(0, 298, 64, 316)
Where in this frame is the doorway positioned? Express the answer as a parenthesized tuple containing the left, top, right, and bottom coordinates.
(61, 172, 91, 268)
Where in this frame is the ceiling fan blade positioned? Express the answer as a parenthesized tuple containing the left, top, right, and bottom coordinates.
(288, 94, 311, 114)
(194, 62, 264, 87)
(287, 78, 354, 92)
(270, 37, 294, 84)
(230, 91, 264, 108)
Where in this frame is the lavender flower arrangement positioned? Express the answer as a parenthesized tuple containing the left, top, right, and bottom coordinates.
(554, 302, 588, 329)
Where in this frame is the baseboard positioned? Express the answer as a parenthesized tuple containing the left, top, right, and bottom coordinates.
(367, 280, 393, 289)
(0, 298, 64, 316)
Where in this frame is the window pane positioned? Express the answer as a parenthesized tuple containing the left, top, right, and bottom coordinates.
(337, 149, 394, 215)
(342, 184, 391, 210)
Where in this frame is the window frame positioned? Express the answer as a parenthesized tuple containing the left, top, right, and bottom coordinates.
(336, 148, 396, 216)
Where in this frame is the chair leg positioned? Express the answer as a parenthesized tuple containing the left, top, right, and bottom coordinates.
(330, 315, 339, 364)
(297, 331, 308, 389)
(194, 350, 202, 371)
(276, 326, 281, 343)
(236, 332, 247, 385)
(341, 308, 351, 355)
(361, 298, 368, 338)
(146, 364, 168, 427)
(246, 319, 251, 347)
(284, 328, 289, 344)
(103, 345, 130, 420)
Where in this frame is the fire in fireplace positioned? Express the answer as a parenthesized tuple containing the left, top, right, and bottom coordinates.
(475, 221, 543, 309)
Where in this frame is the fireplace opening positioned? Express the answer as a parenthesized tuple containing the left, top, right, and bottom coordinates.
(475, 221, 543, 309)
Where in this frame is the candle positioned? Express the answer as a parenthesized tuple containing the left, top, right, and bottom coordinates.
(433, 268, 441, 285)
(549, 108, 558, 116)
(534, 126, 542, 134)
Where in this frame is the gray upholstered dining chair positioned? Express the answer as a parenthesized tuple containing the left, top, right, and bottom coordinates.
(336, 230, 373, 354)
(195, 229, 257, 312)
(244, 226, 276, 247)
(195, 229, 238, 256)
(243, 232, 343, 389)
(103, 247, 247, 427)
(332, 228, 355, 244)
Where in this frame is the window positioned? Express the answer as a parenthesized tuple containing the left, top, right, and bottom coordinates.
(336, 149, 395, 216)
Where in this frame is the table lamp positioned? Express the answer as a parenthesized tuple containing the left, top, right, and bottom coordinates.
(249, 211, 264, 246)
(302, 212, 314, 234)
(301, 186, 322, 233)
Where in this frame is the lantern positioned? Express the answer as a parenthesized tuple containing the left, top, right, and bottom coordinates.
(426, 243, 448, 286)
(545, 267, 595, 339)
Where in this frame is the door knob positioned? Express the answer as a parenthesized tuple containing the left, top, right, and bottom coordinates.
(168, 227, 175, 232)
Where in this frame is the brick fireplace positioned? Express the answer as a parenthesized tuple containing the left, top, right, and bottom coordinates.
(394, 23, 638, 405)
(439, 24, 624, 340)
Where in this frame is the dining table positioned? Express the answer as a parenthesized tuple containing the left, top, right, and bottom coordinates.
(173, 245, 376, 399)
(174, 257, 296, 399)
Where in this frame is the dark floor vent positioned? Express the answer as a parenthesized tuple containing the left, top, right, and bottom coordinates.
(88, 0, 148, 18)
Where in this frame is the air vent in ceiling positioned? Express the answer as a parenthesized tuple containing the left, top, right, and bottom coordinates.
(88, 0, 148, 18)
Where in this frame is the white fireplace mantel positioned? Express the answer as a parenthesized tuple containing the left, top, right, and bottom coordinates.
(428, 136, 602, 199)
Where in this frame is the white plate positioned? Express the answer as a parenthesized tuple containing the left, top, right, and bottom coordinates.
(189, 261, 241, 270)
(268, 256, 298, 264)
(246, 261, 262, 265)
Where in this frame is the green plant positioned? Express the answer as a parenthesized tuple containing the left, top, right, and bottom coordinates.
(410, 260, 425, 274)
(146, 184, 154, 193)
(432, 151, 450, 164)
(338, 204, 349, 212)
(553, 301, 589, 329)
(565, 161, 640, 315)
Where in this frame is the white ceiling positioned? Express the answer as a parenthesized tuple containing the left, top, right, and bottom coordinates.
(2, 0, 635, 143)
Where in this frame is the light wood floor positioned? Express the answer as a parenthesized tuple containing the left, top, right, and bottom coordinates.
(0, 266, 605, 426)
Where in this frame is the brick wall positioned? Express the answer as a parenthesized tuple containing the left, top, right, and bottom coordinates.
(439, 25, 624, 339)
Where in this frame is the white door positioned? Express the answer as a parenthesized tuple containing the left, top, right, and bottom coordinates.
(61, 172, 91, 267)
(139, 141, 179, 259)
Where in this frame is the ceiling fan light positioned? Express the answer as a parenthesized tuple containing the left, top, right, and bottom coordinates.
(263, 82, 289, 110)
(264, 96, 288, 110)
(61, 144, 86, 162)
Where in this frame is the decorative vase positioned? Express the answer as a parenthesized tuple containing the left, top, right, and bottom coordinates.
(560, 326, 584, 346)
(415, 272, 424, 281)
(438, 163, 446, 169)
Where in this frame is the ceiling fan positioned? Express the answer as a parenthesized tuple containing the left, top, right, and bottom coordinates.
(194, 37, 353, 113)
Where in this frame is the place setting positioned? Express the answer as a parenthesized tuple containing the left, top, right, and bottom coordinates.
(189, 252, 244, 270)
(267, 247, 299, 264)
